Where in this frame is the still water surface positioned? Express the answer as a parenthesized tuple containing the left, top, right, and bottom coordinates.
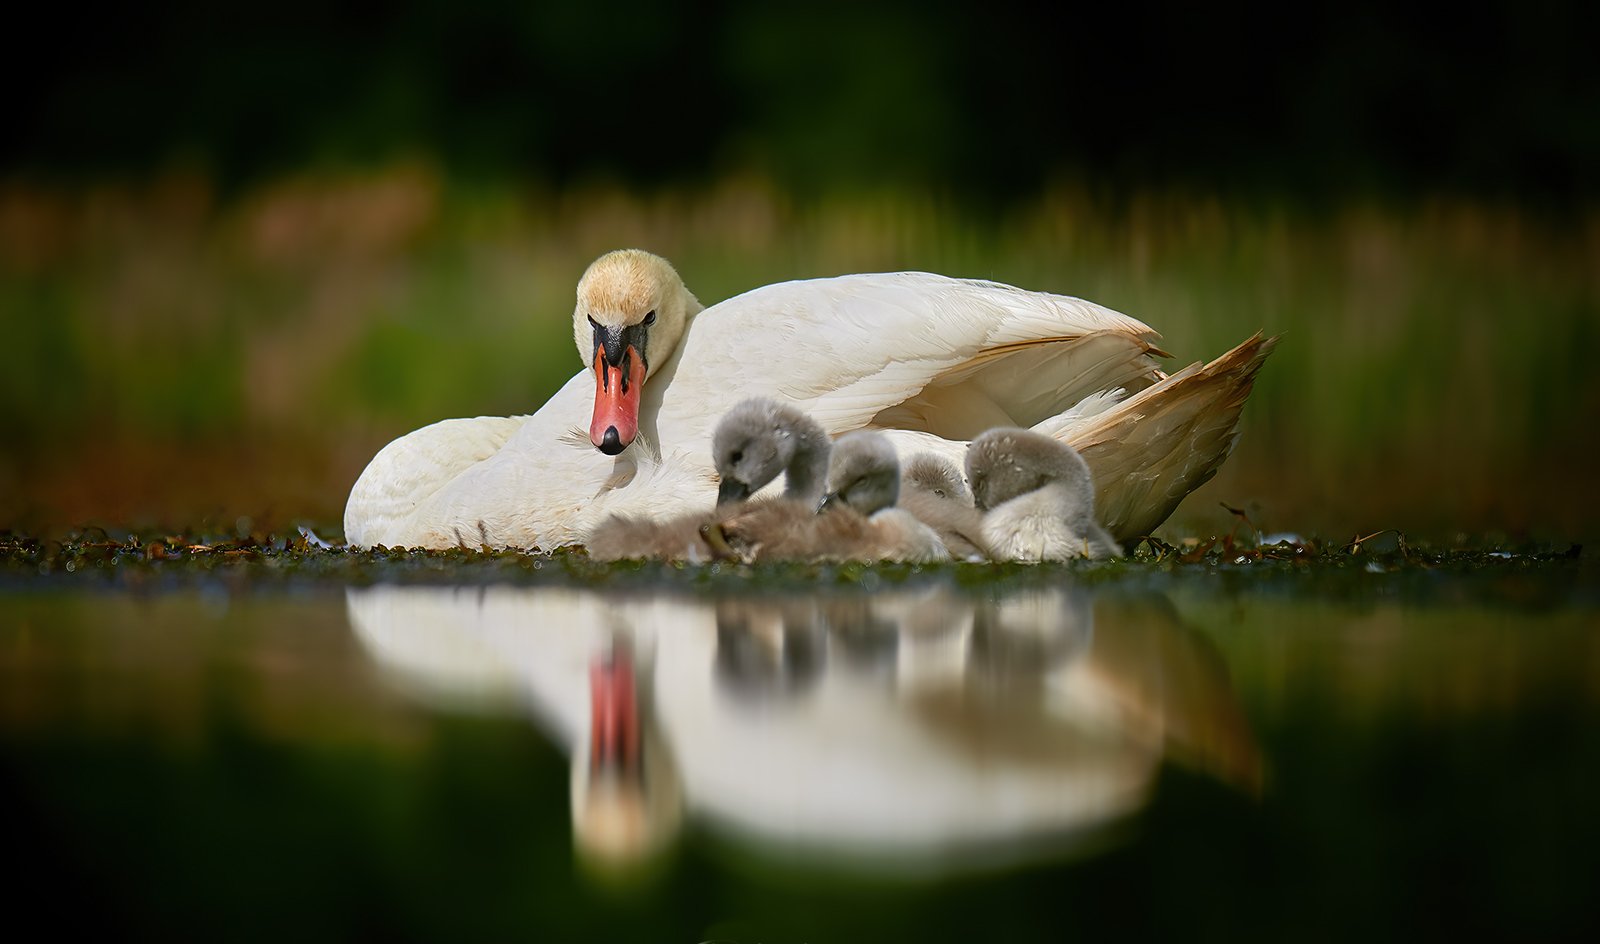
(3, 567, 1597, 941)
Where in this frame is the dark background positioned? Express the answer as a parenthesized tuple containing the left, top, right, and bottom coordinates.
(11, 1, 1596, 203)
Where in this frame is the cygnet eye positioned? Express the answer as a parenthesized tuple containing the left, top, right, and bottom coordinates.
(731, 449, 744, 464)
(643, 310, 656, 326)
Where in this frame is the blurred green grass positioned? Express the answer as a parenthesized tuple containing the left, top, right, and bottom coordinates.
(2, 164, 1596, 540)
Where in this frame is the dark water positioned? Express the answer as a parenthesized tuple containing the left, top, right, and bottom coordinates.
(3, 565, 1597, 942)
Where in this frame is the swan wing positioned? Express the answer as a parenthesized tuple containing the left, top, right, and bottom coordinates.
(882, 334, 1277, 548)
(658, 273, 1166, 447)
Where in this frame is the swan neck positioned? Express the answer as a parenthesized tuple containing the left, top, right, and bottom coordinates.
(783, 425, 831, 508)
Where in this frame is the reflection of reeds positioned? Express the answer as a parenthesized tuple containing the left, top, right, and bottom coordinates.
(1, 165, 1596, 538)
(1179, 596, 1600, 721)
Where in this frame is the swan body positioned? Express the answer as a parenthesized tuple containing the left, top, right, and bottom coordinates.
(967, 428, 1121, 561)
(344, 249, 1274, 549)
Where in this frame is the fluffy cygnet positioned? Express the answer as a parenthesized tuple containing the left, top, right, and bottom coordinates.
(715, 429, 949, 563)
(586, 398, 829, 561)
(897, 452, 992, 561)
(817, 432, 949, 563)
(965, 428, 1121, 561)
(583, 511, 721, 563)
(710, 397, 832, 508)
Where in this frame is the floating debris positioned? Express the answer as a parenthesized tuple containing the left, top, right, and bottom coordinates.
(297, 526, 336, 550)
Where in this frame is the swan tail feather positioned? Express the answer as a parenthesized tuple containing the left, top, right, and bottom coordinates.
(1061, 333, 1278, 542)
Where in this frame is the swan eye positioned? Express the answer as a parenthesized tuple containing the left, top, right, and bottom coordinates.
(642, 310, 656, 326)
(587, 314, 599, 329)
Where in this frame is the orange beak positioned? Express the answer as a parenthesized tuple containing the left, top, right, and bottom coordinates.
(590, 345, 646, 455)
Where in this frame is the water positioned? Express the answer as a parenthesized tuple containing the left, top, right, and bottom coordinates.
(3, 563, 1597, 942)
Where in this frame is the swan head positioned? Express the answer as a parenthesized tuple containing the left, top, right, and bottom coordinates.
(712, 398, 830, 508)
(902, 452, 973, 506)
(965, 428, 1095, 512)
(575, 249, 703, 455)
(821, 431, 901, 516)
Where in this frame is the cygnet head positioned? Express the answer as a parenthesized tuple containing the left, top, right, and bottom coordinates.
(574, 249, 705, 455)
(712, 398, 831, 507)
(821, 431, 901, 516)
(902, 453, 973, 506)
(965, 428, 1095, 512)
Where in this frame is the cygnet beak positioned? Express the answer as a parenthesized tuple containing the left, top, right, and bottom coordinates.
(717, 477, 751, 506)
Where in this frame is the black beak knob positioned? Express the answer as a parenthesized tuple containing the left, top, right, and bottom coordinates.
(599, 426, 624, 455)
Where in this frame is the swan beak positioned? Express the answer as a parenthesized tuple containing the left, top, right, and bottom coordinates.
(589, 647, 641, 776)
(589, 345, 647, 455)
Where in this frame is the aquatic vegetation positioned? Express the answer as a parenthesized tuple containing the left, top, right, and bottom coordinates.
(1, 528, 1586, 606)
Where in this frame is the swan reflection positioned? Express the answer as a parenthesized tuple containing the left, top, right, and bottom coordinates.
(346, 583, 1259, 876)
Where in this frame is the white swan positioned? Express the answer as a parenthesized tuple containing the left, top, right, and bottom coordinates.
(344, 249, 1275, 549)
